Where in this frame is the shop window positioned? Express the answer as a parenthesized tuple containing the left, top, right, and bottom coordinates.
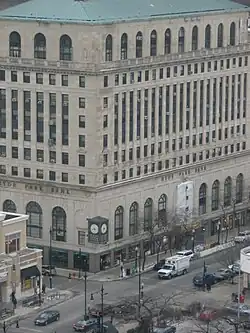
(51, 249, 68, 268)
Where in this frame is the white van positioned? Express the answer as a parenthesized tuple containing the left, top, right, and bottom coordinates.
(158, 255, 190, 279)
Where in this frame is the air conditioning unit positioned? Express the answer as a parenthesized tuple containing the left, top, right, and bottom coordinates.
(38, 100, 43, 104)
(38, 157, 43, 162)
(48, 139, 55, 146)
(12, 98, 17, 102)
(51, 101, 56, 106)
(50, 159, 56, 163)
(49, 120, 56, 126)
(166, 112, 170, 115)
(144, 116, 148, 120)
(63, 102, 68, 106)
(25, 99, 30, 103)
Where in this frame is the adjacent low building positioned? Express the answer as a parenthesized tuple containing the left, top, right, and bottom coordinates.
(0, 211, 42, 302)
(240, 246, 250, 289)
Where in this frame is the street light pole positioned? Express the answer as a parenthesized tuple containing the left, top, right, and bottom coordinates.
(101, 284, 104, 333)
(83, 258, 88, 320)
(78, 248, 82, 279)
(217, 221, 221, 245)
(136, 246, 143, 318)
(191, 229, 195, 252)
(49, 226, 52, 289)
(90, 286, 107, 333)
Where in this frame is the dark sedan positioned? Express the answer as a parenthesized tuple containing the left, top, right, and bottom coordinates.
(34, 310, 60, 326)
(193, 273, 218, 287)
(153, 259, 166, 271)
(73, 318, 97, 332)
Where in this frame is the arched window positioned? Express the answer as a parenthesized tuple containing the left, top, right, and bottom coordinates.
(150, 30, 157, 56)
(230, 22, 236, 46)
(205, 25, 211, 49)
(34, 33, 46, 59)
(199, 183, 207, 215)
(129, 202, 138, 236)
(26, 201, 43, 238)
(105, 34, 112, 62)
(121, 33, 128, 60)
(9, 31, 21, 57)
(178, 27, 185, 53)
(59, 35, 72, 61)
(114, 206, 124, 240)
(211, 180, 220, 211)
(144, 198, 153, 231)
(164, 29, 171, 54)
(52, 207, 67, 242)
(192, 26, 198, 51)
(3, 199, 16, 213)
(136, 31, 143, 58)
(236, 173, 244, 203)
(158, 194, 167, 226)
(217, 23, 224, 48)
(224, 176, 232, 206)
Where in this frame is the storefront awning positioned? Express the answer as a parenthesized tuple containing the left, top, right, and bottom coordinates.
(21, 266, 40, 279)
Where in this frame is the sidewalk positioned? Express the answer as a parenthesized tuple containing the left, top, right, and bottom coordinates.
(0, 288, 74, 325)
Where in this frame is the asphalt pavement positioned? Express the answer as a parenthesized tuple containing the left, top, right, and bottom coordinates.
(5, 246, 240, 333)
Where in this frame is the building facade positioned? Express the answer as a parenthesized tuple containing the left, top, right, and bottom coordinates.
(0, 211, 42, 302)
(0, 0, 250, 272)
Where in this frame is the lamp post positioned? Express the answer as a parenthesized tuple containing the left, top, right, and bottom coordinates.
(90, 285, 107, 333)
(49, 226, 52, 289)
(78, 248, 82, 279)
(156, 236, 167, 263)
(135, 246, 144, 318)
(191, 229, 195, 252)
(83, 258, 88, 320)
(217, 221, 221, 245)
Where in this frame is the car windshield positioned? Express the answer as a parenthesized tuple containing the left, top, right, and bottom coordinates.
(217, 269, 225, 272)
(162, 265, 172, 270)
(176, 252, 184, 255)
(238, 232, 247, 236)
(39, 313, 48, 318)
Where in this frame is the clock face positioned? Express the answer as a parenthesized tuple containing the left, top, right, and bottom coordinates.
(90, 224, 99, 234)
(101, 223, 107, 234)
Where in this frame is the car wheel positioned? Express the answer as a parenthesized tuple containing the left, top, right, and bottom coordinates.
(158, 276, 161, 280)
(56, 316, 59, 321)
(45, 321, 48, 326)
(183, 269, 187, 275)
(168, 274, 172, 280)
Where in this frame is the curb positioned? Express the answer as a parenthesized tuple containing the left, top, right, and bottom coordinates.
(0, 292, 77, 325)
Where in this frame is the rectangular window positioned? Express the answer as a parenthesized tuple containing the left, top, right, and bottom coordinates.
(0, 70, 5, 81)
(0, 165, 6, 174)
(36, 73, 43, 84)
(11, 166, 18, 176)
(103, 135, 108, 149)
(103, 97, 108, 108)
(62, 172, 68, 182)
(11, 71, 17, 82)
(61, 75, 68, 86)
(49, 170, 56, 181)
(12, 147, 18, 159)
(79, 76, 85, 88)
(5, 233, 20, 254)
(104, 76, 108, 87)
(36, 149, 44, 162)
(0, 145, 6, 157)
(23, 72, 30, 83)
(24, 167, 31, 177)
(78, 231, 85, 245)
(36, 169, 44, 179)
(49, 74, 56, 85)
(79, 154, 85, 167)
(62, 152, 69, 165)
(79, 135, 85, 147)
(79, 174, 85, 185)
(24, 148, 31, 160)
(79, 97, 86, 108)
(79, 115, 85, 128)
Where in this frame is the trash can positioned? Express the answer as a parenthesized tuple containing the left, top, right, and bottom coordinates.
(126, 268, 131, 276)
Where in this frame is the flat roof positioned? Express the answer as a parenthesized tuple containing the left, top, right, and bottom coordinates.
(0, 0, 248, 24)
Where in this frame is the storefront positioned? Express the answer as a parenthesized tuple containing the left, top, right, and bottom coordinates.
(51, 249, 68, 268)
(21, 266, 40, 291)
(73, 251, 89, 271)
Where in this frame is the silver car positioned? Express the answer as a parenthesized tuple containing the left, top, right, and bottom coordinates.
(226, 304, 250, 316)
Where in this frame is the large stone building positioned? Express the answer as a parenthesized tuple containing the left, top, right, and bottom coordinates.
(0, 212, 42, 302)
(0, 0, 249, 272)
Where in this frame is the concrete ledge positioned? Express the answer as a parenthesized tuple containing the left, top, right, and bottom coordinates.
(199, 241, 235, 258)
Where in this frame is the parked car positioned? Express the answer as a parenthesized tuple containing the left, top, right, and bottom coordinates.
(228, 261, 241, 274)
(226, 304, 250, 316)
(34, 310, 60, 326)
(153, 259, 166, 271)
(234, 230, 250, 243)
(213, 268, 234, 281)
(73, 318, 97, 332)
(193, 273, 218, 287)
(175, 250, 194, 260)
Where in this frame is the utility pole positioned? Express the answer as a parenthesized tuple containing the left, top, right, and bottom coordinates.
(83, 258, 88, 320)
(49, 226, 53, 289)
(78, 248, 82, 279)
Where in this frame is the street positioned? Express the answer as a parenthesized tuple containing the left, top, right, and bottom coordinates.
(5, 256, 225, 333)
